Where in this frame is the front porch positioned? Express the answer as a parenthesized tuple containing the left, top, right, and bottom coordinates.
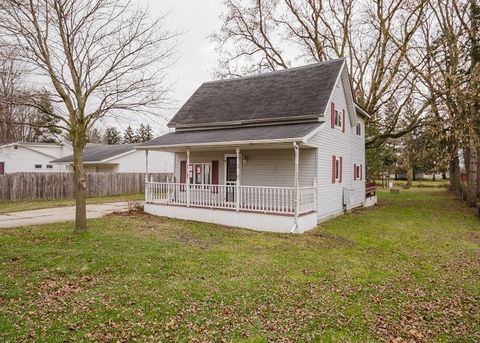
(143, 143, 319, 233)
(145, 182, 317, 232)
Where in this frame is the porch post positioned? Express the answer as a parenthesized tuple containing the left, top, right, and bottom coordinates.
(186, 149, 190, 207)
(145, 149, 149, 180)
(145, 149, 149, 202)
(236, 147, 240, 211)
(293, 142, 299, 232)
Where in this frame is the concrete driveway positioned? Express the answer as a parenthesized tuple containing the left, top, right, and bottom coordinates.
(0, 202, 133, 228)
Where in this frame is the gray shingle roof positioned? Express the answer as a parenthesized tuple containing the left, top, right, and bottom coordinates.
(52, 144, 135, 163)
(169, 59, 345, 128)
(138, 122, 322, 148)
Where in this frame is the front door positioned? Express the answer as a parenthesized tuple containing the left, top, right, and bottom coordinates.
(0, 162, 4, 175)
(225, 157, 237, 202)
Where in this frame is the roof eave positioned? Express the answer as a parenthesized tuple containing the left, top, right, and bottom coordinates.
(136, 137, 309, 150)
(168, 114, 321, 130)
(354, 103, 371, 118)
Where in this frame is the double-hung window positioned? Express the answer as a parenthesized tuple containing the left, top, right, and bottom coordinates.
(189, 163, 212, 186)
(334, 109, 342, 128)
(332, 155, 343, 183)
(356, 123, 361, 136)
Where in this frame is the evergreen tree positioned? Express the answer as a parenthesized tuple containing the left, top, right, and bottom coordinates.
(123, 125, 136, 143)
(34, 92, 61, 143)
(87, 127, 103, 143)
(103, 126, 122, 144)
(135, 124, 154, 142)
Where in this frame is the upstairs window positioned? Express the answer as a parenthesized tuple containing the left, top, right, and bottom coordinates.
(46, 165, 53, 169)
(35, 164, 42, 169)
(356, 123, 362, 136)
(334, 110, 342, 128)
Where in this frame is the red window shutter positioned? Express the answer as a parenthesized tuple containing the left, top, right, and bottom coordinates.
(331, 102, 335, 128)
(180, 161, 186, 183)
(339, 157, 343, 183)
(342, 109, 346, 133)
(332, 155, 336, 183)
(354, 163, 357, 180)
(211, 160, 219, 193)
(180, 161, 187, 191)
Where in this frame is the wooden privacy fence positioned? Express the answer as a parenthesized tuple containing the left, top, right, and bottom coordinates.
(0, 172, 171, 202)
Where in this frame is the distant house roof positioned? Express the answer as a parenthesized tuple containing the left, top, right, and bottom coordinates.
(52, 144, 135, 163)
(0, 142, 64, 148)
(137, 122, 322, 148)
(168, 59, 345, 128)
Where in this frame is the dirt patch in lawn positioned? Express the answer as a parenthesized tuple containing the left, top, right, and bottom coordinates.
(305, 230, 356, 248)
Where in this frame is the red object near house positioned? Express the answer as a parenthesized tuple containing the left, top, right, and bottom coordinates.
(366, 180, 376, 197)
(0, 162, 4, 175)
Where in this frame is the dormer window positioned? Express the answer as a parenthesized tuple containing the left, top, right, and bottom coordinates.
(356, 123, 361, 136)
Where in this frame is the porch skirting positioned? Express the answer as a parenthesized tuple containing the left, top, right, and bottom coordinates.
(144, 203, 318, 233)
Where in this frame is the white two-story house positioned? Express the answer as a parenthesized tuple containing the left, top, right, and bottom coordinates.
(137, 58, 374, 233)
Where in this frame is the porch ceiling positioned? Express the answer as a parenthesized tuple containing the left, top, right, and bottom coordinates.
(136, 122, 322, 152)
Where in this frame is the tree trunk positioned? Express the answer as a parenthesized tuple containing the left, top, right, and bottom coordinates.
(407, 168, 413, 188)
(449, 156, 460, 193)
(467, 135, 478, 206)
(468, 0, 479, 206)
(477, 147, 480, 198)
(73, 138, 87, 232)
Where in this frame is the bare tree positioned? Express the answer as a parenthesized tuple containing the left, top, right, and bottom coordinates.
(459, 0, 480, 206)
(0, 51, 57, 143)
(411, 0, 479, 203)
(211, 0, 431, 148)
(0, 0, 176, 232)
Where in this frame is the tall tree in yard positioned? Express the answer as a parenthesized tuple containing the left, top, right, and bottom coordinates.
(464, 0, 480, 206)
(0, 0, 176, 232)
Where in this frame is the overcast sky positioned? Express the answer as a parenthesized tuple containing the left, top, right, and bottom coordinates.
(145, 0, 223, 131)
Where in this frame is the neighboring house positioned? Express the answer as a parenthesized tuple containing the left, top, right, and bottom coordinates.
(395, 171, 449, 181)
(137, 58, 374, 233)
(52, 144, 174, 173)
(0, 142, 73, 174)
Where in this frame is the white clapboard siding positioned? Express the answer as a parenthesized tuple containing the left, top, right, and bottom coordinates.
(113, 150, 174, 173)
(306, 65, 366, 220)
(175, 148, 316, 188)
(0, 145, 71, 173)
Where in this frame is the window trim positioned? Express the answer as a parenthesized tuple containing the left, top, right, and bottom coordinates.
(188, 162, 212, 185)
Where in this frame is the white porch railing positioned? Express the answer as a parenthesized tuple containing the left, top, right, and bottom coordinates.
(145, 182, 317, 215)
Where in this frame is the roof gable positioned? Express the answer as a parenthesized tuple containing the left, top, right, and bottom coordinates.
(169, 59, 345, 128)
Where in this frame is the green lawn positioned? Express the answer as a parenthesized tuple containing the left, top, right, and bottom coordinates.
(375, 179, 450, 189)
(0, 189, 479, 342)
(390, 179, 450, 188)
(0, 193, 144, 214)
